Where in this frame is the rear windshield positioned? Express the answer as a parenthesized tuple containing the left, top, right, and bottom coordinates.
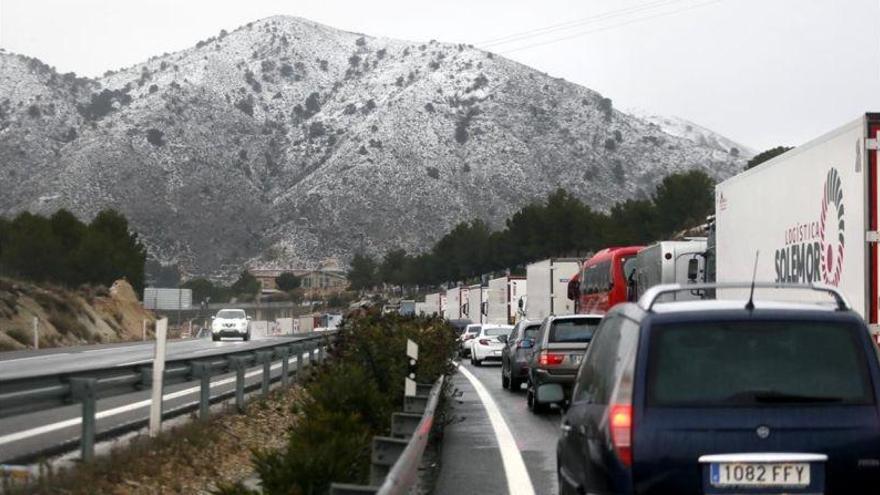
(484, 327, 510, 336)
(217, 310, 246, 319)
(647, 320, 874, 406)
(466, 326, 481, 334)
(550, 318, 600, 343)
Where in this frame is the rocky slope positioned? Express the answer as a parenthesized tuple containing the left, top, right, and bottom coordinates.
(0, 279, 156, 351)
(0, 16, 750, 276)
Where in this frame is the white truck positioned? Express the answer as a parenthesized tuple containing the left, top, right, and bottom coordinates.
(443, 286, 470, 320)
(716, 113, 880, 331)
(634, 239, 707, 301)
(416, 292, 442, 316)
(486, 276, 527, 324)
(465, 284, 488, 323)
(525, 258, 580, 321)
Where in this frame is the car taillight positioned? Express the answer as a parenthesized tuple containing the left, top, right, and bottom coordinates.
(609, 404, 633, 466)
(538, 350, 564, 366)
(479, 339, 491, 345)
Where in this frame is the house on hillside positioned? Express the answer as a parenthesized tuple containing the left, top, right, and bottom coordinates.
(250, 258, 348, 296)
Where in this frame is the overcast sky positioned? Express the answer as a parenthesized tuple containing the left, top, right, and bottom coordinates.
(1, 0, 878, 150)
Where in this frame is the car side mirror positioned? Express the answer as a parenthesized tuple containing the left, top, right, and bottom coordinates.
(498, 334, 508, 343)
(687, 258, 700, 281)
(518, 299, 524, 309)
(247, 316, 252, 320)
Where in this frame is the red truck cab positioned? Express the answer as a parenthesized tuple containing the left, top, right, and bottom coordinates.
(570, 246, 643, 314)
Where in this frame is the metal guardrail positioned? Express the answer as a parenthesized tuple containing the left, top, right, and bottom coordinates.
(330, 377, 445, 495)
(0, 331, 335, 462)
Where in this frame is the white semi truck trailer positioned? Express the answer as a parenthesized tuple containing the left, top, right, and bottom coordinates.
(486, 276, 527, 324)
(525, 258, 580, 321)
(465, 284, 488, 323)
(443, 286, 469, 320)
(716, 113, 880, 332)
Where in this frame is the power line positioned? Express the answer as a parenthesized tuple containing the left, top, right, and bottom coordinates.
(499, 0, 724, 54)
(479, 0, 690, 48)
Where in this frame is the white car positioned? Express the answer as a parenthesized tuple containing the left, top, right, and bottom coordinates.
(459, 324, 482, 358)
(211, 309, 251, 341)
(469, 325, 513, 366)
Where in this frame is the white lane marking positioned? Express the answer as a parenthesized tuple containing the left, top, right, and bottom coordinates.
(0, 354, 71, 364)
(0, 353, 314, 446)
(457, 364, 536, 495)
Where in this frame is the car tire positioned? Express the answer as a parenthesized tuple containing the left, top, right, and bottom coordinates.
(243, 332, 250, 341)
(501, 367, 510, 389)
(472, 353, 482, 366)
(509, 376, 522, 391)
(212, 335, 220, 342)
(527, 382, 548, 414)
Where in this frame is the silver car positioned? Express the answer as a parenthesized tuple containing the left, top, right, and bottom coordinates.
(525, 314, 602, 413)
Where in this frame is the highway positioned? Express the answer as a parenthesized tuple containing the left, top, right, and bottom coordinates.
(0, 330, 319, 464)
(436, 361, 562, 495)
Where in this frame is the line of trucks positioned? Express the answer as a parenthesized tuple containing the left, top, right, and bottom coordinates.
(414, 113, 880, 331)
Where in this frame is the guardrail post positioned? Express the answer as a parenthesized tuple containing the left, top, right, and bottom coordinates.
(277, 347, 291, 387)
(369, 436, 409, 485)
(229, 356, 248, 413)
(191, 362, 212, 420)
(256, 351, 273, 397)
(69, 378, 98, 462)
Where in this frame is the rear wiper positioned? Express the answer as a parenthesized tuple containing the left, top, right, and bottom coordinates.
(728, 390, 844, 403)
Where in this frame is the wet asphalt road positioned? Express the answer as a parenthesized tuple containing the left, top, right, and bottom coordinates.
(436, 360, 563, 495)
(0, 330, 320, 463)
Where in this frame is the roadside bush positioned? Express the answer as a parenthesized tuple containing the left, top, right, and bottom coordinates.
(219, 312, 457, 495)
(6, 327, 30, 346)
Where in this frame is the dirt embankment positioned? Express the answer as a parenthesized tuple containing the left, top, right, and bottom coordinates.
(0, 278, 156, 351)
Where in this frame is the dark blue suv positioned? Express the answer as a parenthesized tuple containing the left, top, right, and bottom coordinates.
(556, 283, 880, 494)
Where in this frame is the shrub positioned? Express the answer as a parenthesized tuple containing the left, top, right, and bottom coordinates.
(309, 121, 326, 138)
(348, 54, 361, 67)
(146, 128, 165, 147)
(355, 37, 366, 47)
(427, 167, 440, 179)
(361, 99, 376, 114)
(318, 59, 329, 71)
(224, 313, 456, 495)
(598, 96, 613, 121)
(148, 84, 159, 93)
(376, 49, 386, 59)
(279, 63, 294, 78)
(6, 327, 30, 346)
(424, 102, 435, 113)
(235, 96, 255, 117)
(78, 88, 132, 120)
(27, 104, 41, 118)
(304, 92, 321, 116)
(454, 107, 480, 144)
(604, 138, 617, 151)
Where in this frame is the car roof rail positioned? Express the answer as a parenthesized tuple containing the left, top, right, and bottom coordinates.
(638, 282, 851, 313)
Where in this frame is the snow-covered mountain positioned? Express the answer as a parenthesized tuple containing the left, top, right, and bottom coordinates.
(0, 16, 750, 276)
(629, 109, 755, 159)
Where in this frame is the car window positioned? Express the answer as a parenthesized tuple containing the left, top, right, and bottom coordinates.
(574, 314, 638, 404)
(484, 327, 509, 336)
(522, 325, 541, 340)
(549, 318, 600, 343)
(647, 320, 874, 406)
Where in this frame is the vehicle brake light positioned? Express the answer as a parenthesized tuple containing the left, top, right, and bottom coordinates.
(609, 404, 633, 466)
(479, 339, 491, 345)
(538, 350, 565, 366)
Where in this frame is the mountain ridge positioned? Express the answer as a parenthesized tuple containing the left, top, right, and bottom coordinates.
(0, 15, 750, 277)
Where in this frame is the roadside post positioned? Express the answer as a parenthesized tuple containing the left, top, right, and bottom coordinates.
(405, 339, 418, 397)
(32, 317, 38, 349)
(149, 318, 168, 437)
(70, 377, 98, 461)
(142, 319, 147, 341)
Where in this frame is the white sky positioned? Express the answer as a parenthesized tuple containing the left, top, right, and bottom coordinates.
(1, 0, 878, 150)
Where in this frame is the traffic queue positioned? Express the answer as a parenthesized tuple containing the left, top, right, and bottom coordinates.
(422, 113, 880, 493)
